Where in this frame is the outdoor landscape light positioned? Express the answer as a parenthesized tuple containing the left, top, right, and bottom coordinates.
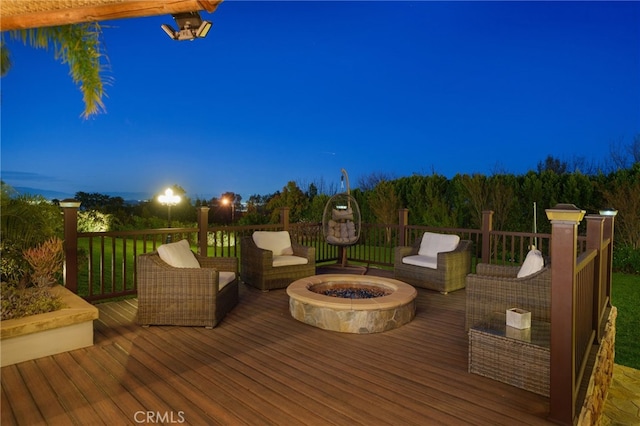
(161, 12, 212, 41)
(158, 188, 181, 242)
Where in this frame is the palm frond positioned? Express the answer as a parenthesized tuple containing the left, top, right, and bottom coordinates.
(1, 37, 12, 77)
(9, 23, 111, 119)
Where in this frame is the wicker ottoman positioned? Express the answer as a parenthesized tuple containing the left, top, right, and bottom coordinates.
(469, 315, 550, 396)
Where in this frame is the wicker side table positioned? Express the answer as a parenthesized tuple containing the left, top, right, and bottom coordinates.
(468, 314, 550, 396)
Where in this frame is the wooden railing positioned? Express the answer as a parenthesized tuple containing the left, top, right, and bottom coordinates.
(546, 207, 615, 425)
(61, 206, 595, 303)
(63, 207, 486, 301)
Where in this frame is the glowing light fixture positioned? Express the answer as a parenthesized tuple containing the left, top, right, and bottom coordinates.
(161, 12, 212, 41)
(158, 188, 181, 242)
(598, 208, 618, 217)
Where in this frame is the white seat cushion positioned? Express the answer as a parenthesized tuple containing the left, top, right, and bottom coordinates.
(272, 255, 309, 267)
(418, 232, 460, 257)
(402, 255, 438, 269)
(517, 249, 544, 278)
(218, 272, 236, 289)
(252, 231, 294, 256)
(157, 239, 200, 268)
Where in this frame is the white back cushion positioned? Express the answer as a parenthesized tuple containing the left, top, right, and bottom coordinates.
(252, 231, 294, 255)
(157, 239, 200, 268)
(517, 249, 544, 278)
(418, 232, 460, 257)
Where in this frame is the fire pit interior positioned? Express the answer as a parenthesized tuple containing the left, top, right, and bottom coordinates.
(287, 274, 417, 334)
(310, 282, 392, 299)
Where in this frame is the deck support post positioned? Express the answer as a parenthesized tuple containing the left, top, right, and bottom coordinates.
(481, 210, 494, 264)
(280, 207, 290, 231)
(545, 204, 586, 425)
(197, 206, 210, 256)
(60, 199, 81, 293)
(398, 208, 409, 247)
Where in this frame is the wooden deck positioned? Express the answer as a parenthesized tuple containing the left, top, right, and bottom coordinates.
(1, 268, 552, 425)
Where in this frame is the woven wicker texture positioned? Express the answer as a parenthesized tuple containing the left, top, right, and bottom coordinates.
(469, 319, 550, 396)
(465, 264, 551, 331)
(240, 235, 316, 291)
(136, 252, 239, 328)
(393, 237, 472, 294)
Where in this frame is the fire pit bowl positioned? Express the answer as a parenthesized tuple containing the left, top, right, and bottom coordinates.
(286, 274, 417, 334)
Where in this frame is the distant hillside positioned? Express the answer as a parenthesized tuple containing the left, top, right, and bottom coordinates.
(12, 187, 74, 200)
(12, 187, 152, 203)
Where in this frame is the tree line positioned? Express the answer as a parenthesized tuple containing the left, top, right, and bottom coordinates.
(2, 142, 638, 275)
(44, 156, 640, 256)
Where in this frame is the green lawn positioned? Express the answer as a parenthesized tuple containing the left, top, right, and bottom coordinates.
(611, 273, 640, 370)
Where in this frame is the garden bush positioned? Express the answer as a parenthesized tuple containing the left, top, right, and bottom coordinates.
(613, 244, 640, 274)
(0, 237, 65, 321)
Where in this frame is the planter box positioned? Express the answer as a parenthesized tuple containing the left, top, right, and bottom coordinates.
(506, 308, 531, 329)
(0, 285, 99, 367)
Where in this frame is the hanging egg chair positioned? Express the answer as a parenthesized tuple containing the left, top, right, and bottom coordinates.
(322, 168, 361, 248)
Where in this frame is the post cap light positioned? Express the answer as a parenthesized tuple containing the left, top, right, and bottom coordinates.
(59, 199, 82, 208)
(545, 203, 586, 223)
(599, 208, 618, 217)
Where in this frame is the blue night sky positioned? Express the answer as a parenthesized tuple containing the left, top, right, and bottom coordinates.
(2, 1, 639, 201)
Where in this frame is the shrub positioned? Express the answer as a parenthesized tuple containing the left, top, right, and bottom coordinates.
(613, 244, 640, 274)
(1, 283, 64, 320)
(0, 240, 29, 286)
(77, 210, 112, 232)
(0, 237, 65, 321)
(1, 186, 62, 285)
(207, 230, 236, 247)
(22, 237, 64, 287)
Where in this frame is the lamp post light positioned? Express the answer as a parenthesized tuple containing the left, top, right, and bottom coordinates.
(158, 188, 181, 243)
(222, 197, 235, 223)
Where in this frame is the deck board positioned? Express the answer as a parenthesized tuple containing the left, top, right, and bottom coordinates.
(1, 269, 553, 425)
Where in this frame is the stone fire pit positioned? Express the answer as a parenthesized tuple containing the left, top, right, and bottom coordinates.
(286, 274, 417, 334)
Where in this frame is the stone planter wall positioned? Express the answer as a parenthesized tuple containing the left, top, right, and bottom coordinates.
(1, 285, 99, 367)
(577, 307, 617, 425)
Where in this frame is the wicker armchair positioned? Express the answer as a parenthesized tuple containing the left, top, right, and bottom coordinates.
(465, 263, 551, 331)
(240, 233, 316, 291)
(394, 236, 472, 294)
(137, 252, 239, 328)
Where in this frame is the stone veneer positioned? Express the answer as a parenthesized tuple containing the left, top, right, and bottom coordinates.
(287, 274, 417, 334)
(577, 307, 617, 425)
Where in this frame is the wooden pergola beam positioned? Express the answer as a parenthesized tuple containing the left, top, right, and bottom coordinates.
(1, 0, 223, 31)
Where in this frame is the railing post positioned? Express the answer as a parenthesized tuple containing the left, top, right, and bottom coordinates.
(197, 206, 210, 256)
(60, 199, 81, 293)
(599, 208, 617, 309)
(586, 215, 605, 342)
(545, 204, 586, 425)
(280, 207, 290, 231)
(481, 210, 493, 264)
(398, 208, 409, 246)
